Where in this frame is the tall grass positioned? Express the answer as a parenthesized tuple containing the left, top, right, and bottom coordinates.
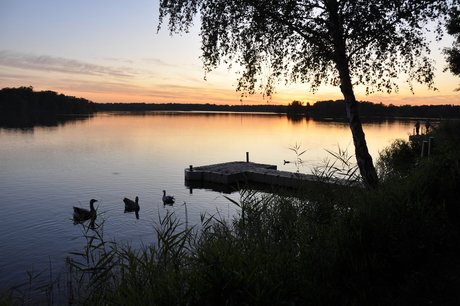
(3, 120, 460, 305)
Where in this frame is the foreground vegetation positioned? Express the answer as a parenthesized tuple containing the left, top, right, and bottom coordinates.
(2, 121, 460, 305)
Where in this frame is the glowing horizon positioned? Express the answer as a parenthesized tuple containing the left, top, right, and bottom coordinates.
(1, 0, 459, 106)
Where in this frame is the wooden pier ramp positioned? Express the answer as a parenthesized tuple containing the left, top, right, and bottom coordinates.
(184, 161, 317, 192)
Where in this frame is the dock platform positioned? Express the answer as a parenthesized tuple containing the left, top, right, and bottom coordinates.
(184, 161, 317, 192)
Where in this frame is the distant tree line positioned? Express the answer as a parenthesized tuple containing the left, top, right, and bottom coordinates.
(97, 100, 460, 119)
(2, 86, 460, 119)
(0, 86, 96, 114)
(287, 100, 460, 119)
(95, 102, 286, 113)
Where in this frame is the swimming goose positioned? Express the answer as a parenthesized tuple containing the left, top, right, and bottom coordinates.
(73, 199, 98, 222)
(123, 196, 140, 211)
(162, 190, 175, 205)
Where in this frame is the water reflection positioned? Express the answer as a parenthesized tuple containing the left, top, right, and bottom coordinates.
(0, 110, 419, 292)
(124, 207, 140, 219)
(185, 180, 241, 194)
(0, 111, 93, 129)
(286, 112, 306, 123)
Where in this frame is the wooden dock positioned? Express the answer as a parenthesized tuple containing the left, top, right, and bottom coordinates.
(184, 161, 318, 192)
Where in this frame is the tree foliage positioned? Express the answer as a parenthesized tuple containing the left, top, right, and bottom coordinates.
(158, 0, 457, 186)
(159, 0, 454, 96)
(444, 6, 460, 90)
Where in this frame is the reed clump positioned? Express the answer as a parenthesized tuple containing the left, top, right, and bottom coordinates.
(2, 120, 460, 305)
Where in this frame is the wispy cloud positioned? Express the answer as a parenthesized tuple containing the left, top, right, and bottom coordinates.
(142, 57, 176, 67)
(103, 57, 135, 64)
(0, 50, 139, 78)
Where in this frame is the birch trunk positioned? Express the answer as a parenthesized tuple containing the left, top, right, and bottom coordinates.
(337, 61, 379, 187)
(326, 0, 378, 187)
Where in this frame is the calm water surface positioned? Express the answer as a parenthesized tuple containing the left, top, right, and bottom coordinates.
(0, 111, 414, 291)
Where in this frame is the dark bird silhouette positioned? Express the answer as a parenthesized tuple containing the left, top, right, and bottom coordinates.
(73, 199, 98, 222)
(283, 160, 291, 165)
(123, 196, 140, 219)
(123, 196, 140, 211)
(162, 190, 175, 205)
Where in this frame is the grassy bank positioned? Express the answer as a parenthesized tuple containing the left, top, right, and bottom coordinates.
(2, 121, 460, 305)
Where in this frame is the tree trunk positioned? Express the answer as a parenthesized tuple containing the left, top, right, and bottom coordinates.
(337, 62, 379, 187)
(326, 0, 378, 187)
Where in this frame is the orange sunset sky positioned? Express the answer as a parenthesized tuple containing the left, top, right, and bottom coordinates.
(1, 0, 459, 106)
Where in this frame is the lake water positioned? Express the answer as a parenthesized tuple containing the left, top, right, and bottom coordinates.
(0, 111, 415, 292)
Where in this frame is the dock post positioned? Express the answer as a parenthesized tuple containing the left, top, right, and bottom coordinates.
(246, 152, 249, 162)
(428, 137, 434, 156)
(189, 165, 193, 171)
(421, 141, 428, 157)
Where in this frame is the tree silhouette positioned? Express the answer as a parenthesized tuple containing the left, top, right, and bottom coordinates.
(158, 0, 456, 186)
(0, 87, 95, 114)
(444, 7, 460, 91)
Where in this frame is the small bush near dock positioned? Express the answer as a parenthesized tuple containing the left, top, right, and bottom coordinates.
(2, 121, 460, 305)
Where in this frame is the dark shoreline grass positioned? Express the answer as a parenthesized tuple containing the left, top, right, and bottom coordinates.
(2, 120, 460, 305)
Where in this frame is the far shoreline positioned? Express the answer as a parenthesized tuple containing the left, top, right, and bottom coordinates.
(2, 86, 460, 120)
